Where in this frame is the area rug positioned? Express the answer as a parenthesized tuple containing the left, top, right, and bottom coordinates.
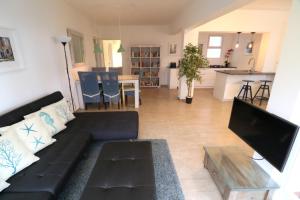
(58, 139, 185, 200)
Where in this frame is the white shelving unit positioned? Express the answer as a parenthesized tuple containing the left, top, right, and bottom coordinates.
(130, 46, 160, 87)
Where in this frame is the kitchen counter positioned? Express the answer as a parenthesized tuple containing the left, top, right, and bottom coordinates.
(213, 70, 275, 101)
(216, 70, 275, 75)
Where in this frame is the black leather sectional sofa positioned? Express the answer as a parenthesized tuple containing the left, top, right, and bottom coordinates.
(0, 91, 139, 200)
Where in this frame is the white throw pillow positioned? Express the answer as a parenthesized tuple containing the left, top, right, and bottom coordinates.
(0, 133, 39, 181)
(0, 126, 9, 136)
(0, 178, 10, 192)
(43, 99, 75, 124)
(1, 117, 56, 153)
(25, 109, 66, 136)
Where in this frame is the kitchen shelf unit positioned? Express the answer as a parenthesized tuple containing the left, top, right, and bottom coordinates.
(130, 46, 160, 87)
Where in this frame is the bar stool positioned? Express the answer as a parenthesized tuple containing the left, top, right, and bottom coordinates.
(237, 80, 254, 103)
(253, 80, 272, 105)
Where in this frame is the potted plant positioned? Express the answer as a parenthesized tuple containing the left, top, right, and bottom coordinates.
(224, 49, 234, 67)
(179, 43, 209, 104)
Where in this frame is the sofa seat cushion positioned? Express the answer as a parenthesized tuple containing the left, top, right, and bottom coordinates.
(80, 141, 155, 200)
(72, 112, 138, 140)
(0, 192, 53, 200)
(5, 128, 91, 197)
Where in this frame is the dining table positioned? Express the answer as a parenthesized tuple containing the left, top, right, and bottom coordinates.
(75, 74, 140, 109)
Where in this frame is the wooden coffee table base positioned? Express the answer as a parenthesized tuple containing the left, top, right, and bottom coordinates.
(203, 146, 279, 200)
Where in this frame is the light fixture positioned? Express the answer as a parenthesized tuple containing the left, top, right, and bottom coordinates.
(94, 42, 103, 53)
(117, 10, 125, 53)
(247, 32, 255, 49)
(235, 32, 241, 48)
(57, 35, 75, 111)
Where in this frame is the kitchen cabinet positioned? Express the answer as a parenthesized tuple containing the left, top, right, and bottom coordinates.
(195, 68, 235, 88)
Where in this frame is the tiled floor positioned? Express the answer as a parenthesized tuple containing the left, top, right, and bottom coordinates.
(79, 87, 254, 200)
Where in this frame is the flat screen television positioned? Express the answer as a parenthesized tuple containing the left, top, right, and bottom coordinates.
(229, 97, 299, 172)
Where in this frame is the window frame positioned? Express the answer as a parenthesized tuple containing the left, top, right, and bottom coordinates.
(207, 35, 223, 58)
(67, 29, 85, 64)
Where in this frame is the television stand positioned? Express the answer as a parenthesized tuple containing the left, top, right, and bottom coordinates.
(203, 146, 279, 200)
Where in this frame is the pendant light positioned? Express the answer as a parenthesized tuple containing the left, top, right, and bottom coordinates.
(94, 42, 103, 53)
(235, 32, 241, 48)
(117, 11, 125, 53)
(247, 32, 255, 49)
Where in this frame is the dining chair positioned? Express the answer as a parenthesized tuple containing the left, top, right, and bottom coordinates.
(78, 72, 102, 110)
(92, 67, 106, 72)
(123, 71, 142, 106)
(99, 72, 121, 109)
(109, 67, 123, 75)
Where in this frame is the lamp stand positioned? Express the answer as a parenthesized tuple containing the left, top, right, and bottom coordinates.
(62, 42, 75, 111)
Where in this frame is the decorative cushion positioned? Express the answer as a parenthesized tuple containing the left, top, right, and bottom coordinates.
(25, 109, 66, 137)
(0, 133, 39, 181)
(0, 117, 56, 153)
(42, 98, 75, 124)
(0, 178, 10, 192)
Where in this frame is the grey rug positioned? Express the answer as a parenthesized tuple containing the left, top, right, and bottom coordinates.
(58, 139, 185, 200)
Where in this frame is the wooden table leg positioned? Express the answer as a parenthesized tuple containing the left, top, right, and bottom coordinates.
(122, 83, 125, 106)
(134, 80, 139, 108)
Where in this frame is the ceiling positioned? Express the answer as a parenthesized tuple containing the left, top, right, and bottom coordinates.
(65, 0, 292, 26)
(242, 0, 292, 11)
(65, 0, 193, 25)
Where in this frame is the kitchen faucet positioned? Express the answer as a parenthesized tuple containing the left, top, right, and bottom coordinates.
(248, 57, 256, 72)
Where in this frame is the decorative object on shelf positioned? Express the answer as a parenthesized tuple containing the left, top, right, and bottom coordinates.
(0, 28, 24, 73)
(235, 32, 241, 48)
(179, 43, 209, 104)
(246, 32, 255, 54)
(130, 46, 160, 87)
(57, 35, 75, 111)
(224, 49, 234, 67)
(117, 11, 125, 53)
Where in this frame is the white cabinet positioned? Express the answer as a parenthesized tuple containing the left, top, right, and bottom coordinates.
(195, 68, 235, 88)
(168, 68, 179, 89)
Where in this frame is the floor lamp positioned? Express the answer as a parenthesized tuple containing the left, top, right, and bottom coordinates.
(57, 36, 75, 111)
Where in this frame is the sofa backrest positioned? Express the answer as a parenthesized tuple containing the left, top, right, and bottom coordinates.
(0, 91, 63, 127)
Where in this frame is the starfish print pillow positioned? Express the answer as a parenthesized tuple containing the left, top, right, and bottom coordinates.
(0, 133, 39, 181)
(0, 117, 56, 153)
(0, 177, 10, 192)
(25, 109, 66, 136)
(42, 98, 75, 124)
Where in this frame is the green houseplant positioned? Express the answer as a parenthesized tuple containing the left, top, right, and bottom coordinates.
(179, 43, 209, 104)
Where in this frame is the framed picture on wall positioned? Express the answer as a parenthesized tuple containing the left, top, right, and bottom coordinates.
(168, 43, 177, 55)
(0, 28, 24, 73)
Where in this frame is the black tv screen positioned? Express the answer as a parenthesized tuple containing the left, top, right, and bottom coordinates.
(229, 98, 299, 172)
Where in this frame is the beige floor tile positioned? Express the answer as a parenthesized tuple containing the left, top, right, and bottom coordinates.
(78, 88, 254, 199)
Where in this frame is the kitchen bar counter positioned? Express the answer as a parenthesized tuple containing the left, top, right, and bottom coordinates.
(215, 70, 275, 75)
(213, 70, 275, 101)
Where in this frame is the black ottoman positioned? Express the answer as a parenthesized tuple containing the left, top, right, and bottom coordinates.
(80, 141, 156, 200)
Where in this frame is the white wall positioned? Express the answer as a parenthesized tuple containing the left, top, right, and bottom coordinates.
(254, 0, 300, 199)
(231, 33, 262, 69)
(184, 8, 288, 72)
(97, 25, 183, 85)
(170, 0, 252, 32)
(0, 0, 96, 114)
(197, 32, 262, 68)
(198, 32, 234, 66)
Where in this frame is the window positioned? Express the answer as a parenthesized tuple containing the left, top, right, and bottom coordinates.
(207, 36, 222, 58)
(102, 40, 122, 68)
(67, 29, 85, 64)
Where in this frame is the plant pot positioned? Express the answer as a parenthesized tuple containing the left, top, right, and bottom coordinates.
(186, 97, 193, 104)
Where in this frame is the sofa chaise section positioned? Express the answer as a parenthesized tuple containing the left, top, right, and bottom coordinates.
(0, 91, 139, 199)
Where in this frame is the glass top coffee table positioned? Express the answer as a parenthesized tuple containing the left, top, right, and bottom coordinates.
(203, 146, 279, 200)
